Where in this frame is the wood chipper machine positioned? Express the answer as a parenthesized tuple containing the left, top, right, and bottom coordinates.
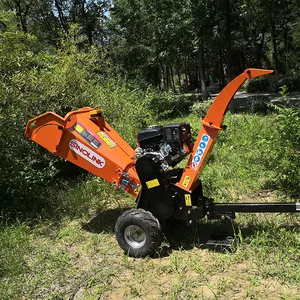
(25, 69, 300, 257)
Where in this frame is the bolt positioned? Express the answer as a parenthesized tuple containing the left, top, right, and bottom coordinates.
(221, 215, 225, 220)
(188, 210, 191, 215)
(179, 207, 182, 211)
(189, 220, 193, 224)
(207, 212, 210, 215)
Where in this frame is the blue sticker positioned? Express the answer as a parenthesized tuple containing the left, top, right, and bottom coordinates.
(196, 149, 203, 155)
(193, 156, 200, 163)
(202, 135, 209, 142)
(190, 134, 211, 169)
(200, 142, 206, 149)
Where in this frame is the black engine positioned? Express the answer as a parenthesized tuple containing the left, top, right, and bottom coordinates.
(134, 123, 193, 219)
(135, 123, 192, 173)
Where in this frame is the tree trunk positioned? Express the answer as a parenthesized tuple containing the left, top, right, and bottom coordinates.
(199, 47, 208, 101)
(255, 33, 264, 69)
(177, 66, 181, 90)
(14, 0, 30, 33)
(270, 20, 279, 75)
(166, 65, 170, 90)
(55, 0, 68, 32)
(184, 56, 188, 88)
(157, 65, 161, 90)
(160, 61, 166, 90)
(79, 0, 93, 45)
(225, 0, 234, 83)
(170, 66, 176, 93)
(219, 49, 225, 88)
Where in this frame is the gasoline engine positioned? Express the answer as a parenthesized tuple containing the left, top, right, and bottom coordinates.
(135, 123, 193, 172)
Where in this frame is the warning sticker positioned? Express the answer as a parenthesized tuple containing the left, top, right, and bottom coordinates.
(134, 184, 142, 194)
(97, 131, 117, 148)
(182, 175, 191, 188)
(185, 194, 192, 206)
(73, 123, 101, 149)
(146, 179, 160, 189)
(190, 134, 210, 170)
(74, 123, 84, 133)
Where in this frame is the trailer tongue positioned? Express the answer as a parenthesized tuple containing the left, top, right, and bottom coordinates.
(25, 68, 300, 257)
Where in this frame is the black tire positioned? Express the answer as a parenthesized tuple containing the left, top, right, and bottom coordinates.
(115, 208, 163, 258)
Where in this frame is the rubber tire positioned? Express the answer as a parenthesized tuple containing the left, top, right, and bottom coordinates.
(115, 208, 163, 258)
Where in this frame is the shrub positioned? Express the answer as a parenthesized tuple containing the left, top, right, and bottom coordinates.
(247, 73, 300, 93)
(267, 108, 300, 197)
(191, 99, 214, 117)
(247, 76, 276, 93)
(0, 18, 154, 218)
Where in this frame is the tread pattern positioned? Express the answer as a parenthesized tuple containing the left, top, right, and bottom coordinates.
(115, 209, 163, 258)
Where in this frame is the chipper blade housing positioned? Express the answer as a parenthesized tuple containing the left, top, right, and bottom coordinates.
(25, 107, 140, 196)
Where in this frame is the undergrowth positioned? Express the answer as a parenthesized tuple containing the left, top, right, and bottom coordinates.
(1, 111, 299, 299)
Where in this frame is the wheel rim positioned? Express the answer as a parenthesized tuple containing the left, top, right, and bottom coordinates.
(124, 225, 146, 249)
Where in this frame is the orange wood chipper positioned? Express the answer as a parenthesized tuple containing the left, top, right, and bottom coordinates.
(25, 69, 300, 257)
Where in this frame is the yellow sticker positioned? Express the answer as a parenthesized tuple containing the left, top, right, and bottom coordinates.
(74, 123, 84, 133)
(97, 131, 117, 148)
(182, 175, 191, 188)
(185, 194, 192, 206)
(146, 179, 160, 189)
(134, 184, 141, 194)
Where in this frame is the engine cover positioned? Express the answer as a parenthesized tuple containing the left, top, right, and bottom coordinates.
(137, 123, 191, 150)
(137, 126, 163, 150)
(136, 123, 192, 172)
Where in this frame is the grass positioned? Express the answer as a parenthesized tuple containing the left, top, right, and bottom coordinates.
(1, 112, 300, 299)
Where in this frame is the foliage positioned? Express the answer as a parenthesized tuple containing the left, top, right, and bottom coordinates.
(191, 99, 214, 117)
(268, 108, 300, 196)
(200, 113, 278, 200)
(0, 16, 155, 218)
(247, 74, 300, 93)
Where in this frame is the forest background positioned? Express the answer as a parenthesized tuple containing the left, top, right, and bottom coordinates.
(0, 0, 300, 299)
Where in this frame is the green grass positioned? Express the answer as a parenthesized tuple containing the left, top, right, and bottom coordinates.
(1, 112, 300, 299)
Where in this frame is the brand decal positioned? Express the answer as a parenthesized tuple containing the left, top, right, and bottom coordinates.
(69, 139, 105, 168)
(190, 134, 210, 170)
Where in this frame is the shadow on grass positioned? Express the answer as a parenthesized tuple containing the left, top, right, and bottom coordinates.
(82, 208, 300, 258)
(82, 209, 234, 257)
(82, 206, 132, 233)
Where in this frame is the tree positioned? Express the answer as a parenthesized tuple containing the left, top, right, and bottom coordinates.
(0, 0, 34, 33)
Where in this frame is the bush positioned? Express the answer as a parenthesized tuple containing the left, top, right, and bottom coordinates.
(247, 76, 276, 93)
(147, 92, 198, 120)
(247, 73, 300, 93)
(191, 99, 214, 117)
(267, 108, 300, 196)
(0, 18, 155, 219)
